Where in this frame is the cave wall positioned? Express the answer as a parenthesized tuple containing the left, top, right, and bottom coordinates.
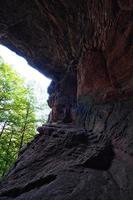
(0, 0, 132, 123)
(0, 0, 133, 200)
(77, 5, 133, 102)
(47, 71, 77, 123)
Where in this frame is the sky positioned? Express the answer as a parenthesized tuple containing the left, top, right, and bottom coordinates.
(0, 45, 51, 120)
(0, 45, 51, 94)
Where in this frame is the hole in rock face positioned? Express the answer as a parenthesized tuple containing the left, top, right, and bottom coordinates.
(81, 144, 115, 170)
(0, 44, 51, 177)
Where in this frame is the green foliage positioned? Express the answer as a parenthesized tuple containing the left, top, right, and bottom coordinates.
(0, 59, 37, 177)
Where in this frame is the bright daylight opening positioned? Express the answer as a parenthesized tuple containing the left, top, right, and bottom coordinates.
(0, 45, 51, 121)
(0, 45, 51, 177)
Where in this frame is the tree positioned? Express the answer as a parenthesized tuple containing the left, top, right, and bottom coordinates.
(0, 57, 37, 177)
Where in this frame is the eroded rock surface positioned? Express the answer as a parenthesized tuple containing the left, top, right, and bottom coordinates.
(0, 0, 132, 199)
(0, 98, 133, 200)
(0, 0, 132, 123)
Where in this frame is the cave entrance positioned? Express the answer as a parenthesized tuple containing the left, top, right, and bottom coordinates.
(0, 45, 51, 122)
(0, 44, 51, 177)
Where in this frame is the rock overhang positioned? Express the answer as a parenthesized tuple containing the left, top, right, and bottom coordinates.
(0, 0, 132, 122)
(0, 1, 133, 200)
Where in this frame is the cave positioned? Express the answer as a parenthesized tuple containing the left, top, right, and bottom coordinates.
(0, 0, 133, 200)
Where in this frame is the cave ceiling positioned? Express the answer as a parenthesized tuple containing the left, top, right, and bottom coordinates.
(0, 0, 132, 81)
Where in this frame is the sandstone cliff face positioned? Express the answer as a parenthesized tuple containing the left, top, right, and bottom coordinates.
(0, 100, 133, 200)
(0, 0, 133, 199)
(0, 0, 132, 121)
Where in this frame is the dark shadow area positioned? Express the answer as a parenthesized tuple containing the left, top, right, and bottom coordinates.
(81, 144, 115, 170)
(0, 175, 56, 198)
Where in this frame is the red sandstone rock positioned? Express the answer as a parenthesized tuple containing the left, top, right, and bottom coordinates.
(0, 1, 133, 199)
(106, 11, 133, 97)
(77, 51, 113, 101)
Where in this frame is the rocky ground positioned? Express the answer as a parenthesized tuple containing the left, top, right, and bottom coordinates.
(0, 98, 133, 200)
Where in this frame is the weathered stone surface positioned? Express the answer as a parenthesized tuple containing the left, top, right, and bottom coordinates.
(105, 10, 133, 98)
(0, 0, 132, 119)
(0, 98, 133, 200)
(77, 51, 112, 100)
(47, 71, 77, 123)
(77, 9, 133, 102)
(0, 0, 133, 199)
(117, 0, 133, 10)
